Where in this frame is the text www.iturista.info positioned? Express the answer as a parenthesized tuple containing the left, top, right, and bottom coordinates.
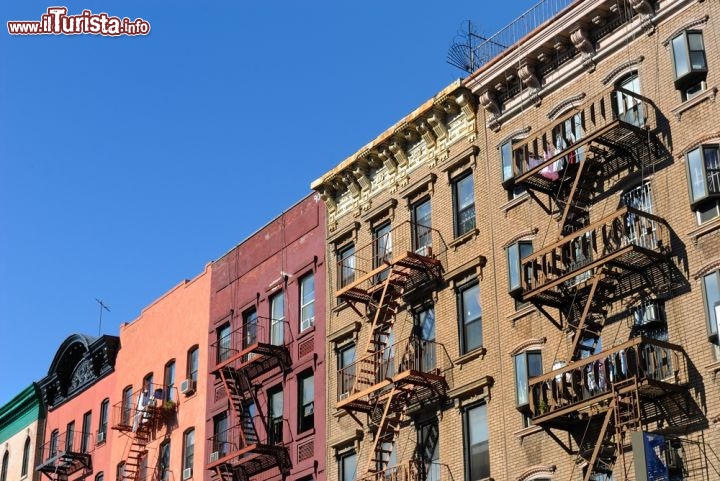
(7, 7, 150, 36)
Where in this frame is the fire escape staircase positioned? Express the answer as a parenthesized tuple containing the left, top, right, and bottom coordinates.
(123, 417, 154, 481)
(208, 325, 292, 481)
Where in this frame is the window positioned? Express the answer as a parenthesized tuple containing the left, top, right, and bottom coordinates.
(49, 429, 59, 458)
(95, 473, 104, 481)
(242, 309, 258, 354)
(116, 462, 125, 481)
(300, 273, 315, 332)
(671, 30, 708, 99)
(81, 411, 92, 453)
(122, 386, 133, 426)
(458, 283, 482, 354)
(338, 450, 357, 481)
(501, 139, 515, 184)
(270, 291, 285, 345)
(417, 420, 440, 481)
(507, 241, 533, 295)
(164, 361, 176, 402)
(373, 222, 393, 282)
(1, 451, 8, 481)
(702, 270, 720, 348)
(687, 145, 720, 221)
(464, 403, 490, 481)
(66, 421, 75, 452)
(213, 412, 229, 457)
(298, 371, 314, 433)
(415, 306, 436, 371)
(187, 346, 199, 383)
(21, 436, 30, 477)
(217, 324, 232, 364)
(616, 73, 644, 127)
(268, 387, 283, 445)
(338, 243, 356, 289)
(98, 398, 109, 442)
(338, 343, 356, 399)
(143, 372, 154, 395)
(412, 197, 433, 255)
(453, 172, 476, 236)
(183, 428, 195, 475)
(158, 441, 171, 481)
(514, 350, 543, 427)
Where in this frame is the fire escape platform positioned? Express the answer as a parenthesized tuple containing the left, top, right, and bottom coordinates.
(336, 251, 442, 303)
(520, 206, 670, 306)
(207, 443, 287, 470)
(528, 337, 687, 430)
(211, 342, 290, 379)
(337, 369, 448, 412)
(37, 452, 92, 477)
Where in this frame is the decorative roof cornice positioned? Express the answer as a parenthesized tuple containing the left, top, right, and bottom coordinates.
(311, 81, 476, 212)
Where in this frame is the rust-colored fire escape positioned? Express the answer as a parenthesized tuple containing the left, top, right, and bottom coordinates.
(335, 221, 451, 481)
(111, 385, 177, 481)
(207, 318, 292, 481)
(507, 86, 686, 480)
(37, 429, 93, 481)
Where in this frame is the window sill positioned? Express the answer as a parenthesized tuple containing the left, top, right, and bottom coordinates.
(500, 192, 530, 213)
(448, 228, 479, 249)
(507, 304, 536, 324)
(687, 215, 720, 243)
(671, 85, 718, 120)
(704, 360, 720, 375)
(454, 347, 486, 366)
(296, 428, 315, 442)
(297, 325, 316, 341)
(513, 424, 543, 440)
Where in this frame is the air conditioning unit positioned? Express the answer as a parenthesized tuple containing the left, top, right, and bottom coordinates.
(96, 431, 106, 444)
(634, 302, 660, 326)
(415, 245, 433, 257)
(209, 451, 224, 463)
(301, 316, 314, 332)
(182, 467, 193, 480)
(180, 379, 196, 396)
(339, 391, 350, 400)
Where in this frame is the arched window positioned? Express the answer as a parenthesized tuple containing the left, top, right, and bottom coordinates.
(95, 472, 104, 481)
(122, 385, 133, 426)
(615, 72, 644, 127)
(21, 436, 31, 476)
(0, 451, 9, 481)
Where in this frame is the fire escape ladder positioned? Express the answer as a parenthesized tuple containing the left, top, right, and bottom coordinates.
(124, 417, 154, 480)
(557, 154, 596, 232)
(582, 398, 616, 481)
(365, 385, 413, 475)
(363, 272, 401, 360)
(569, 273, 608, 361)
(613, 377, 641, 480)
(219, 367, 245, 419)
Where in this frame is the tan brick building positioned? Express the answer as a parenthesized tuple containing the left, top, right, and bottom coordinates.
(312, 0, 720, 480)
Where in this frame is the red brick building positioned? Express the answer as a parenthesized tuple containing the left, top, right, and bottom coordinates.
(205, 194, 326, 481)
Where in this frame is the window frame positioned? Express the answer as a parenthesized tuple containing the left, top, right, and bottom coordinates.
(452, 171, 476, 237)
(182, 428, 195, 474)
(1, 451, 8, 481)
(702, 270, 720, 343)
(81, 410, 92, 453)
(299, 272, 316, 332)
(671, 30, 708, 97)
(458, 281, 483, 355)
(212, 412, 229, 456)
(268, 385, 284, 445)
(337, 343, 356, 399)
(21, 436, 31, 477)
(687, 144, 720, 211)
(270, 290, 285, 345)
(187, 346, 199, 383)
(164, 360, 176, 402)
(66, 420, 75, 452)
(507, 240, 533, 295)
(298, 370, 315, 433)
(411, 196, 433, 254)
(122, 385, 133, 426)
(338, 449, 357, 481)
(158, 440, 171, 480)
(337, 243, 356, 290)
(217, 323, 232, 364)
(98, 398, 109, 442)
(463, 402, 490, 481)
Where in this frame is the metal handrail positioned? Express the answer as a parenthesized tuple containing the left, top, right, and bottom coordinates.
(210, 318, 292, 370)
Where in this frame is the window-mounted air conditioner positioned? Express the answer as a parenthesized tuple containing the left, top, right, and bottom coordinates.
(180, 379, 196, 396)
(96, 431, 106, 444)
(209, 451, 224, 463)
(182, 467, 193, 480)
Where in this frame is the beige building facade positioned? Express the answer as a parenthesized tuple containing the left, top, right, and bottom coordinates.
(312, 0, 720, 480)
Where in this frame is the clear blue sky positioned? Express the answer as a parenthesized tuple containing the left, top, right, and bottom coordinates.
(0, 1, 534, 405)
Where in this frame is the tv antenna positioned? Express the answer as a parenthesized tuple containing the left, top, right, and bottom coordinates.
(95, 298, 110, 336)
(447, 20, 506, 74)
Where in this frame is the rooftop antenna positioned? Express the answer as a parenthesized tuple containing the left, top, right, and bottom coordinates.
(95, 298, 110, 336)
(447, 20, 506, 74)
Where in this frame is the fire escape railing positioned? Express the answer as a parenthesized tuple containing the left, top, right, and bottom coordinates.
(210, 318, 292, 374)
(508, 86, 655, 188)
(335, 221, 447, 299)
(528, 336, 687, 421)
(111, 385, 179, 432)
(36, 428, 93, 478)
(520, 206, 670, 300)
(337, 337, 452, 405)
(356, 460, 453, 481)
(206, 416, 290, 468)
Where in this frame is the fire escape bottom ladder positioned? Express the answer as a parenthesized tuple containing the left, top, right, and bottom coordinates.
(569, 273, 606, 361)
(613, 378, 641, 480)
